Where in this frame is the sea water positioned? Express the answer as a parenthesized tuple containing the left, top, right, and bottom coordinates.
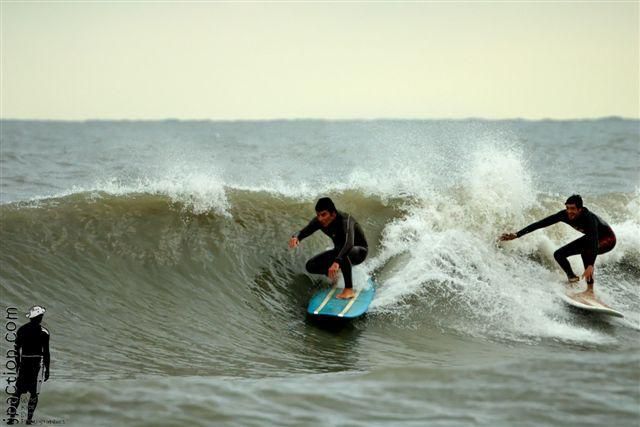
(1, 119, 638, 426)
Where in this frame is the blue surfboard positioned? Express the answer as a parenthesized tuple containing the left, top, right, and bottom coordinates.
(307, 277, 376, 319)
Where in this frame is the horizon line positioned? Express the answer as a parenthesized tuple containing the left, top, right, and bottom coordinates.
(1, 115, 638, 123)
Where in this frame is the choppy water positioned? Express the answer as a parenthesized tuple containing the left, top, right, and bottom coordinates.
(1, 119, 639, 426)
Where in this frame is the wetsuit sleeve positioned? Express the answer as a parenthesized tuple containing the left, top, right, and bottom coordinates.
(14, 326, 23, 368)
(516, 211, 564, 238)
(335, 216, 355, 263)
(582, 212, 600, 267)
(295, 218, 321, 242)
(42, 329, 50, 372)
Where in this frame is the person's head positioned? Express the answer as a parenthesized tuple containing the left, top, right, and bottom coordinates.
(565, 194, 583, 220)
(315, 197, 337, 227)
(26, 305, 45, 324)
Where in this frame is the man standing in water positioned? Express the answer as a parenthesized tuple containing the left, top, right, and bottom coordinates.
(500, 195, 616, 297)
(289, 197, 368, 299)
(7, 306, 51, 425)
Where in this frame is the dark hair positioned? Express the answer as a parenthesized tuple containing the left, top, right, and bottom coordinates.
(565, 194, 583, 208)
(315, 197, 337, 213)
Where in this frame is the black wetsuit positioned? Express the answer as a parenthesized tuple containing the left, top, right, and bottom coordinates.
(295, 211, 368, 288)
(8, 320, 50, 423)
(516, 207, 616, 283)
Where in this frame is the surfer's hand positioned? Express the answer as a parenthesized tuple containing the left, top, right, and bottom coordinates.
(288, 236, 299, 249)
(582, 265, 594, 282)
(328, 262, 340, 281)
(499, 233, 517, 241)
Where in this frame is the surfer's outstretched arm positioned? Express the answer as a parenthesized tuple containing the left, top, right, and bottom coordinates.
(290, 218, 321, 248)
(500, 211, 564, 241)
(516, 211, 564, 237)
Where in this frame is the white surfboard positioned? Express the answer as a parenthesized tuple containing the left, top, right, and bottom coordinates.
(561, 293, 624, 318)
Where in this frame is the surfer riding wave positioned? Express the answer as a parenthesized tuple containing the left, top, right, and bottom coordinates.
(500, 194, 616, 298)
(289, 197, 368, 299)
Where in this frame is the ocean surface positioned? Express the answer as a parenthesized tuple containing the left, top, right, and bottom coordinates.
(1, 119, 639, 426)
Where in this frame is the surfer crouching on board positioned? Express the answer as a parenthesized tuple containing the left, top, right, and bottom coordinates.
(499, 194, 616, 298)
(289, 197, 368, 299)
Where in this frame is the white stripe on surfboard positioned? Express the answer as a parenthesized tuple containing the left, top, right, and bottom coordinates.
(314, 286, 339, 314)
(338, 289, 362, 317)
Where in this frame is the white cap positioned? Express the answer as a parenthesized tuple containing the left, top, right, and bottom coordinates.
(26, 306, 46, 319)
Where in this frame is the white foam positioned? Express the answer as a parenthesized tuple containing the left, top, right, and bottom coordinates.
(366, 142, 621, 344)
(95, 171, 231, 216)
(24, 168, 232, 216)
(333, 266, 370, 290)
(603, 220, 640, 264)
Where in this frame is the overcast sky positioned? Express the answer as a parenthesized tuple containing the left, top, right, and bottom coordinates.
(1, 2, 638, 120)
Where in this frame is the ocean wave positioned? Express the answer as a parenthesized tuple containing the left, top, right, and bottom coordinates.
(2, 188, 638, 349)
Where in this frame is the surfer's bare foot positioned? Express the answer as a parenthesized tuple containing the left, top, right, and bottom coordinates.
(567, 276, 579, 284)
(576, 289, 595, 300)
(337, 289, 355, 299)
